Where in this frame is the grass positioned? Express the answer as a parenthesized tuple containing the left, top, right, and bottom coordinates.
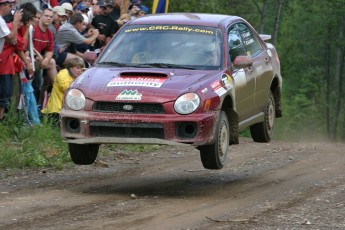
(0, 106, 162, 170)
(0, 108, 70, 170)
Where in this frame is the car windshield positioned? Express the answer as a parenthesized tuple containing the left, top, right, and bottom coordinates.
(97, 25, 223, 70)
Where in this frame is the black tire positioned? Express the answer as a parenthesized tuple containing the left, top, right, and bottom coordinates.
(68, 143, 99, 165)
(199, 111, 229, 169)
(250, 91, 275, 143)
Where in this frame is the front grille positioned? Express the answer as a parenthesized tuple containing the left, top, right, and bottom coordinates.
(90, 121, 164, 138)
(93, 102, 164, 114)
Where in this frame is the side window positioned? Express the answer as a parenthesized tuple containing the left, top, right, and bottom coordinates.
(228, 26, 246, 62)
(237, 23, 262, 56)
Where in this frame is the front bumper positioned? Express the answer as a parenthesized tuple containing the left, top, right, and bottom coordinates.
(60, 109, 220, 146)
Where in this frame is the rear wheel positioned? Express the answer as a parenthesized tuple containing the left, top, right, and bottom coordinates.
(68, 143, 99, 165)
(199, 111, 229, 169)
(250, 91, 275, 143)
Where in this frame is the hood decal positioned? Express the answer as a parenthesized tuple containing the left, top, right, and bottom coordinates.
(107, 77, 167, 88)
(116, 90, 142, 101)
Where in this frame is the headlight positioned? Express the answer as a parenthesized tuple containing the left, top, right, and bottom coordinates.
(174, 93, 200, 114)
(66, 89, 86, 110)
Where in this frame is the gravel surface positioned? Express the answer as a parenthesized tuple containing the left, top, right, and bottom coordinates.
(1, 138, 345, 230)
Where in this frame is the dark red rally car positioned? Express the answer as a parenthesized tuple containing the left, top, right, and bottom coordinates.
(60, 13, 282, 169)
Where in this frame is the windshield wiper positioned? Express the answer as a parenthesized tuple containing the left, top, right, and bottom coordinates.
(97, 62, 196, 70)
(143, 63, 196, 70)
(97, 62, 154, 68)
(97, 61, 130, 67)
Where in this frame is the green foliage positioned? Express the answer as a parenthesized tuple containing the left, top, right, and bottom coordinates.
(0, 108, 70, 170)
(277, 0, 345, 140)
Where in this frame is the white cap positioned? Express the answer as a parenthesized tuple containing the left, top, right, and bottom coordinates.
(82, 14, 89, 24)
(61, 3, 73, 12)
(52, 6, 67, 16)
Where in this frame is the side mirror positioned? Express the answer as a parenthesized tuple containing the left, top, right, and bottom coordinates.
(232, 55, 253, 69)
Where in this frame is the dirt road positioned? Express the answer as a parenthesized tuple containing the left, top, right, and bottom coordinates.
(1, 138, 345, 230)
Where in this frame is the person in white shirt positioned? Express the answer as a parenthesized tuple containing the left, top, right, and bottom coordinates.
(0, 0, 22, 53)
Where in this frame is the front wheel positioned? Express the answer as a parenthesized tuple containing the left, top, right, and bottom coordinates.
(68, 143, 99, 165)
(199, 111, 229, 169)
(250, 91, 275, 143)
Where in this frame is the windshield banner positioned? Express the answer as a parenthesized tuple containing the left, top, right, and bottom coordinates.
(125, 25, 214, 35)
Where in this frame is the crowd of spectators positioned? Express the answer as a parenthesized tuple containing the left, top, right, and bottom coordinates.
(0, 0, 149, 124)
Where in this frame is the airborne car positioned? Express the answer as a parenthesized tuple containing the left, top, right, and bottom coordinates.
(60, 13, 282, 169)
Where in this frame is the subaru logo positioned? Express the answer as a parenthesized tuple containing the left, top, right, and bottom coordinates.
(123, 104, 134, 111)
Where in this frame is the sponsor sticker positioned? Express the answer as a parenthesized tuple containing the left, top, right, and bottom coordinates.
(221, 74, 232, 89)
(116, 90, 142, 100)
(107, 77, 166, 88)
(211, 80, 227, 97)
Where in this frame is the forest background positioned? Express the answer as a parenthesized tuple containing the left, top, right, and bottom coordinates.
(145, 0, 345, 141)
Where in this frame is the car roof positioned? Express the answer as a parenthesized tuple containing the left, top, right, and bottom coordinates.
(128, 13, 242, 28)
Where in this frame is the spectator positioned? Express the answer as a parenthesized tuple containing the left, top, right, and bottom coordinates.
(87, 0, 105, 24)
(41, 57, 84, 125)
(108, 0, 122, 20)
(0, 0, 22, 53)
(76, 3, 90, 25)
(85, 0, 93, 7)
(13, 3, 37, 111)
(32, 8, 58, 107)
(32, 9, 41, 26)
(18, 2, 40, 124)
(61, 2, 73, 23)
(18, 0, 58, 12)
(128, 3, 140, 20)
(50, 6, 66, 34)
(91, 0, 117, 50)
(116, 13, 130, 27)
(137, 4, 148, 17)
(59, 0, 82, 10)
(0, 2, 33, 121)
(55, 12, 99, 66)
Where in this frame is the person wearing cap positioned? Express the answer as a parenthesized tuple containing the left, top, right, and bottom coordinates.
(55, 12, 99, 66)
(76, 3, 90, 24)
(32, 8, 58, 107)
(87, 0, 105, 24)
(91, 0, 117, 50)
(59, 0, 82, 11)
(50, 6, 66, 33)
(60, 2, 74, 22)
(137, 4, 148, 17)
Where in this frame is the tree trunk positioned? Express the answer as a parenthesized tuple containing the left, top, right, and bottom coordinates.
(272, 0, 283, 46)
(259, 0, 268, 33)
(251, 0, 268, 34)
(332, 17, 345, 140)
(325, 25, 331, 139)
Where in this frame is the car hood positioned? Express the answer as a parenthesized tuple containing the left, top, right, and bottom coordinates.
(72, 67, 218, 103)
